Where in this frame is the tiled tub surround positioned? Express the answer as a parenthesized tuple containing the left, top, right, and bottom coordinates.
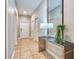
(38, 36, 74, 59)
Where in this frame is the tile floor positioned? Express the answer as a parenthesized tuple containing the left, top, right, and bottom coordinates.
(13, 38, 53, 59)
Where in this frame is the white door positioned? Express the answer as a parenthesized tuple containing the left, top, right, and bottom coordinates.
(19, 16, 29, 38)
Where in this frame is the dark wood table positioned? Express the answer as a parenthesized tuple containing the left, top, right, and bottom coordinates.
(38, 36, 74, 59)
(62, 41, 74, 59)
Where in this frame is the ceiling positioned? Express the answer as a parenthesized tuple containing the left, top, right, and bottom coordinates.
(15, 0, 42, 15)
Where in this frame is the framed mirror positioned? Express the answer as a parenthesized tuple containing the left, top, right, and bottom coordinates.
(47, 0, 63, 37)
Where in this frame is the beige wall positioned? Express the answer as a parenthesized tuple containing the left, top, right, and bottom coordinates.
(64, 0, 74, 43)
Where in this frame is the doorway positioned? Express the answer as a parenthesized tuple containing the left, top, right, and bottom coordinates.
(19, 16, 30, 39)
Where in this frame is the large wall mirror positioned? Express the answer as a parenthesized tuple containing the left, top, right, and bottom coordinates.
(47, 0, 63, 37)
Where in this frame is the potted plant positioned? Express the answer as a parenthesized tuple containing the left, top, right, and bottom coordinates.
(55, 24, 65, 44)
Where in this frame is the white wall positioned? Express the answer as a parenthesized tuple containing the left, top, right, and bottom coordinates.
(64, 0, 74, 43)
(6, 0, 17, 59)
(31, 0, 47, 40)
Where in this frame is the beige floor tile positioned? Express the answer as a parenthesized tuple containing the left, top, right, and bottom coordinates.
(13, 39, 53, 59)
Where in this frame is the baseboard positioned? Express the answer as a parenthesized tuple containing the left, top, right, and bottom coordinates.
(18, 37, 33, 39)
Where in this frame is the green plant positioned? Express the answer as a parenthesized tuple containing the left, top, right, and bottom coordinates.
(55, 24, 65, 44)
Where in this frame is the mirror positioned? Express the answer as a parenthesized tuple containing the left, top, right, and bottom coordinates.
(47, 0, 63, 37)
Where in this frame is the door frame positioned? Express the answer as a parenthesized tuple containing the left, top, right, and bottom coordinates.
(16, 14, 31, 39)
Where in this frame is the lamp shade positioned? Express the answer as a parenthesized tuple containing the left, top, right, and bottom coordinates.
(40, 23, 53, 29)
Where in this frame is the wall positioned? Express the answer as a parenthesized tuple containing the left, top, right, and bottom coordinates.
(64, 0, 74, 43)
(31, 0, 47, 40)
(6, 0, 17, 59)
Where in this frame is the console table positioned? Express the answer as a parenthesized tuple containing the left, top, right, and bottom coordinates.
(38, 36, 74, 59)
